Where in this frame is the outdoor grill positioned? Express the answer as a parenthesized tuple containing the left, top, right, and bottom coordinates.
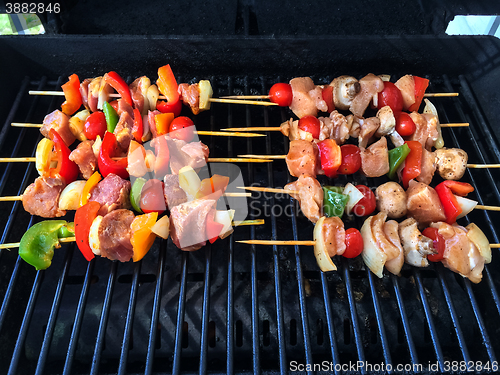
(2, 16, 500, 375)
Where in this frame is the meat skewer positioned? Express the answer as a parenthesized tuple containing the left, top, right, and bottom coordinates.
(0, 157, 274, 164)
(222, 123, 470, 131)
(10, 122, 266, 138)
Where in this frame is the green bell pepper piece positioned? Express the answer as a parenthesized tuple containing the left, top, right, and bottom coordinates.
(388, 143, 411, 180)
(323, 186, 349, 218)
(130, 177, 146, 213)
(103, 101, 119, 133)
(19, 220, 74, 271)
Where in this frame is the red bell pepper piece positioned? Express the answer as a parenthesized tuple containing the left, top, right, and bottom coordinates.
(132, 108, 143, 142)
(317, 139, 341, 178)
(408, 76, 429, 112)
(61, 74, 83, 115)
(422, 227, 446, 262)
(98, 131, 129, 179)
(157, 99, 182, 117)
(157, 64, 180, 104)
(104, 71, 133, 107)
(74, 201, 100, 261)
(206, 209, 224, 244)
(435, 180, 474, 224)
(401, 141, 422, 189)
(154, 135, 170, 178)
(196, 175, 230, 200)
(48, 129, 79, 184)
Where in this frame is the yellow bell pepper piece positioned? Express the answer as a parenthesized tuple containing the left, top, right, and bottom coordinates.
(80, 171, 102, 206)
(131, 212, 158, 262)
(154, 112, 174, 136)
(35, 138, 54, 177)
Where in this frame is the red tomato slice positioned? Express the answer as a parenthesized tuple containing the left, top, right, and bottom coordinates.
(169, 116, 195, 142)
(395, 112, 416, 136)
(269, 83, 293, 107)
(322, 86, 335, 113)
(377, 81, 403, 112)
(298, 115, 321, 139)
(343, 228, 364, 258)
(352, 185, 376, 217)
(140, 179, 166, 215)
(83, 112, 107, 140)
(338, 144, 361, 175)
(422, 227, 445, 262)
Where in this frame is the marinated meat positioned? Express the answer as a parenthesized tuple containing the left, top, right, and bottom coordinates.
(286, 140, 320, 178)
(178, 83, 201, 115)
(69, 140, 97, 179)
(409, 112, 439, 151)
(165, 136, 209, 175)
(435, 148, 468, 180)
(375, 182, 407, 219)
(360, 137, 389, 177)
(399, 218, 435, 267)
(309, 86, 328, 113)
(289, 77, 318, 118)
(89, 173, 132, 216)
(349, 73, 384, 117)
(406, 180, 446, 224)
(430, 222, 485, 283)
(98, 209, 135, 262)
(22, 176, 66, 218)
(169, 199, 216, 251)
(87, 77, 102, 113)
(417, 148, 436, 185)
(148, 110, 161, 138)
(116, 99, 134, 118)
(164, 174, 188, 209)
(358, 116, 381, 149)
(280, 119, 314, 142)
(129, 76, 151, 115)
(41, 110, 75, 147)
(384, 220, 405, 275)
(284, 174, 323, 223)
(321, 217, 346, 257)
(328, 110, 350, 144)
(394, 75, 415, 111)
(114, 111, 134, 151)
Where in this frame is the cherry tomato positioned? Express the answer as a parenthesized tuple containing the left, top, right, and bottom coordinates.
(139, 179, 166, 215)
(322, 86, 335, 113)
(352, 185, 376, 217)
(395, 112, 416, 136)
(422, 227, 446, 262)
(83, 111, 107, 140)
(338, 144, 361, 175)
(169, 116, 195, 142)
(377, 81, 403, 112)
(269, 83, 293, 107)
(298, 115, 321, 139)
(157, 99, 182, 117)
(343, 228, 364, 258)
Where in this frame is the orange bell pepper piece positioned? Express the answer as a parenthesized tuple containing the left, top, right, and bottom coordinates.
(157, 64, 180, 104)
(154, 112, 174, 136)
(61, 74, 83, 115)
(80, 171, 102, 206)
(131, 212, 158, 262)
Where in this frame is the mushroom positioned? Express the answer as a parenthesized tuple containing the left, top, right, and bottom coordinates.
(435, 148, 468, 180)
(329, 75, 360, 110)
(375, 182, 407, 219)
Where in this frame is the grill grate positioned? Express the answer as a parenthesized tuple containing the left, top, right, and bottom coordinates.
(0, 72, 500, 375)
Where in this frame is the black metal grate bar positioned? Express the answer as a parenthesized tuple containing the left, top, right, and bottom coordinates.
(90, 261, 118, 374)
(199, 248, 212, 374)
(62, 259, 96, 374)
(172, 252, 188, 374)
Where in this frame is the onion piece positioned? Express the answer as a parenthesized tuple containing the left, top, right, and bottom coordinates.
(360, 216, 387, 278)
(92, 135, 102, 158)
(343, 183, 363, 215)
(178, 166, 201, 200)
(146, 84, 160, 112)
(89, 215, 103, 256)
(199, 80, 213, 112)
(313, 216, 337, 272)
(455, 195, 477, 219)
(69, 109, 90, 141)
(58, 180, 86, 210)
(423, 98, 444, 149)
(35, 138, 54, 176)
(151, 215, 170, 239)
(378, 74, 391, 82)
(466, 223, 491, 264)
(214, 210, 235, 239)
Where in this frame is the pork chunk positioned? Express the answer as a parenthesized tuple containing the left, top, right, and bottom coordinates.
(22, 176, 66, 218)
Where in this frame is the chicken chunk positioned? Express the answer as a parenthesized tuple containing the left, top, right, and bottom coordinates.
(398, 218, 435, 267)
(286, 140, 319, 178)
(358, 116, 381, 149)
(406, 180, 446, 224)
(284, 174, 323, 223)
(349, 73, 384, 117)
(289, 77, 318, 118)
(394, 75, 415, 111)
(360, 137, 389, 177)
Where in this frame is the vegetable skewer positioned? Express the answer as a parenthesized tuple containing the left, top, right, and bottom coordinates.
(222, 123, 469, 131)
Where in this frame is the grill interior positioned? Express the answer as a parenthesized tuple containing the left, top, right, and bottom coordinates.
(1, 35, 500, 374)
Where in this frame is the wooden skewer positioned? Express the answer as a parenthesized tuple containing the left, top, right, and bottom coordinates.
(0, 191, 251, 202)
(0, 218, 266, 250)
(28, 91, 279, 107)
(222, 123, 469, 132)
(10, 123, 266, 138)
(220, 93, 459, 100)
